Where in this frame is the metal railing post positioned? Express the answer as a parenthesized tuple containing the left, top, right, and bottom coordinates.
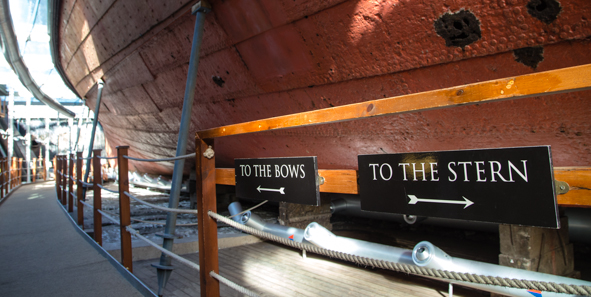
(82, 80, 104, 196)
(155, 3, 211, 293)
(93, 149, 103, 246)
(68, 153, 74, 212)
(196, 137, 219, 297)
(76, 152, 83, 227)
(32, 157, 36, 182)
(117, 146, 132, 272)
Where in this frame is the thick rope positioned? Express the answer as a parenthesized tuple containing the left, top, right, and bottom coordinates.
(80, 181, 93, 187)
(96, 208, 197, 227)
(130, 218, 198, 226)
(125, 191, 198, 214)
(127, 225, 260, 297)
(126, 226, 201, 271)
(124, 153, 196, 162)
(209, 211, 591, 296)
(79, 200, 93, 209)
(210, 271, 261, 297)
(228, 200, 268, 219)
(97, 209, 120, 225)
(97, 184, 118, 193)
(97, 156, 117, 160)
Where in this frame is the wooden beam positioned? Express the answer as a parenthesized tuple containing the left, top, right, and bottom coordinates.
(198, 64, 591, 139)
(554, 167, 591, 208)
(215, 167, 591, 207)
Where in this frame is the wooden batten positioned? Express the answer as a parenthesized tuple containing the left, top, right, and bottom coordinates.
(198, 64, 591, 139)
(215, 167, 591, 207)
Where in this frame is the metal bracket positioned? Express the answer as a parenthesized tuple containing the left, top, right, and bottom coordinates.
(192, 1, 212, 14)
(555, 180, 570, 195)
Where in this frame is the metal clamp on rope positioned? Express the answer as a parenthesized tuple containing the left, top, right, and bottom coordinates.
(203, 145, 214, 159)
(192, 1, 211, 14)
(555, 180, 570, 195)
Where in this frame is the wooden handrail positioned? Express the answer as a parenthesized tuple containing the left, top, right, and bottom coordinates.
(198, 63, 591, 139)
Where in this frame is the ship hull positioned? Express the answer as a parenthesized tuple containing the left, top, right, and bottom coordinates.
(56, 0, 591, 175)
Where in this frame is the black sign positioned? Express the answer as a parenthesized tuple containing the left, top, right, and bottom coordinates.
(359, 146, 559, 228)
(235, 157, 320, 205)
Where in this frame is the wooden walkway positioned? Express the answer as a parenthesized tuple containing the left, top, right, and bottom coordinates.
(134, 241, 485, 297)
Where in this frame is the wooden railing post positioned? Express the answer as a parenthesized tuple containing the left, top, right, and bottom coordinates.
(18, 158, 22, 186)
(196, 137, 219, 297)
(1, 158, 4, 199)
(68, 153, 74, 212)
(11, 157, 15, 189)
(61, 156, 67, 205)
(40, 157, 45, 180)
(76, 152, 84, 227)
(117, 146, 132, 272)
(32, 157, 37, 182)
(93, 149, 103, 246)
(55, 157, 60, 201)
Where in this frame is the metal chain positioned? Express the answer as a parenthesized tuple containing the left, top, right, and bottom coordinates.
(208, 211, 591, 296)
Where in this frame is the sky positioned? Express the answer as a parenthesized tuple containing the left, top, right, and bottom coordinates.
(1, 0, 79, 101)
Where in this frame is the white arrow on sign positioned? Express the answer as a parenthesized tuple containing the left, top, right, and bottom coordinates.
(257, 185, 285, 194)
(407, 195, 474, 209)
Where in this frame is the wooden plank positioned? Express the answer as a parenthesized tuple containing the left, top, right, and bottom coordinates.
(215, 168, 234, 185)
(93, 149, 103, 246)
(216, 167, 591, 206)
(198, 64, 591, 139)
(555, 167, 591, 207)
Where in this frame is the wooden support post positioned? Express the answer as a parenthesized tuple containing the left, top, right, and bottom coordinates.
(117, 146, 133, 272)
(498, 217, 576, 280)
(196, 138, 219, 297)
(32, 158, 36, 182)
(68, 153, 74, 212)
(76, 152, 84, 227)
(93, 149, 103, 246)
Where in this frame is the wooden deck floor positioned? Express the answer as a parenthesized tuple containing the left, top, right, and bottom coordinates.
(133, 241, 486, 297)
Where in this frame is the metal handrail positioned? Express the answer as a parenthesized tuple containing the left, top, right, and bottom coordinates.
(124, 153, 196, 162)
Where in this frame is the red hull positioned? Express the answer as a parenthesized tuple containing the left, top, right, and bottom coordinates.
(57, 0, 591, 174)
